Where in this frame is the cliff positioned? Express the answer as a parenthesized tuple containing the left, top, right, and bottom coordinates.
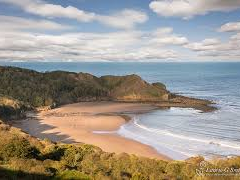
(0, 66, 216, 113)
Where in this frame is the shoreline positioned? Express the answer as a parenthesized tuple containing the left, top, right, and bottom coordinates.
(13, 102, 171, 161)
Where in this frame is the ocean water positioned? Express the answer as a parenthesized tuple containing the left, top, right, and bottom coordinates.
(1, 62, 240, 159)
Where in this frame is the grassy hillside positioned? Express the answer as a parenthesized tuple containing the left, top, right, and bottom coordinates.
(1, 119, 240, 180)
(0, 66, 170, 109)
(2, 117, 240, 180)
(100, 75, 169, 101)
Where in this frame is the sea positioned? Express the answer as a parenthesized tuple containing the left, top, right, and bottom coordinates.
(1, 61, 240, 160)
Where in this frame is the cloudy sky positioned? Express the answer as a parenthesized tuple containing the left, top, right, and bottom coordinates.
(0, 0, 240, 62)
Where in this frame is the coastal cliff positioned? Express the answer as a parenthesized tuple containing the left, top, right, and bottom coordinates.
(0, 66, 215, 114)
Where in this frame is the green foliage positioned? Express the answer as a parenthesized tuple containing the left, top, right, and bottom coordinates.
(165, 161, 186, 179)
(61, 146, 84, 168)
(55, 170, 90, 180)
(7, 158, 54, 177)
(42, 145, 65, 161)
(0, 167, 52, 180)
(0, 66, 169, 109)
(1, 131, 240, 180)
(0, 67, 108, 108)
(3, 125, 237, 180)
(0, 96, 27, 119)
(0, 136, 39, 160)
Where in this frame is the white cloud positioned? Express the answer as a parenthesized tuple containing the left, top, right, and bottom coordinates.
(154, 27, 173, 35)
(0, 25, 186, 61)
(149, 0, 240, 19)
(0, 15, 72, 31)
(0, 0, 148, 29)
(0, 0, 95, 22)
(185, 38, 221, 51)
(185, 36, 240, 59)
(184, 20, 240, 60)
(96, 9, 148, 29)
(218, 21, 240, 32)
(201, 38, 221, 46)
(150, 28, 188, 45)
(231, 32, 240, 40)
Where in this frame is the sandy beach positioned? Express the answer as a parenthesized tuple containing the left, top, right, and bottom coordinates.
(13, 102, 170, 160)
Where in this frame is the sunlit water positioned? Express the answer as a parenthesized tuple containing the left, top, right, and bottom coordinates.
(1, 62, 240, 159)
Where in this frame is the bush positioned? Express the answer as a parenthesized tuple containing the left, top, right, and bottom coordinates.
(2, 119, 240, 180)
(55, 170, 90, 180)
(61, 146, 84, 168)
(42, 145, 65, 161)
(0, 166, 52, 180)
(6, 158, 54, 178)
(165, 161, 185, 178)
(0, 136, 39, 160)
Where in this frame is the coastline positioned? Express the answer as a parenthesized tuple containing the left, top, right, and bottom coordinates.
(13, 102, 171, 161)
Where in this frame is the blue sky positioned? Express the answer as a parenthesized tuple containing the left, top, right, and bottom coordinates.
(0, 0, 240, 62)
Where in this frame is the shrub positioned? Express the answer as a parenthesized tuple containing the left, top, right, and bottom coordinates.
(42, 145, 65, 161)
(55, 170, 90, 180)
(0, 136, 39, 160)
(165, 161, 185, 178)
(0, 166, 52, 180)
(6, 158, 54, 178)
(61, 146, 84, 168)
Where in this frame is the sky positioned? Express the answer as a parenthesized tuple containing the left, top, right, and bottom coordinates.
(0, 0, 240, 62)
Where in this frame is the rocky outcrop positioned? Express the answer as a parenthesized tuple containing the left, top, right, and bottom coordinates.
(157, 94, 216, 112)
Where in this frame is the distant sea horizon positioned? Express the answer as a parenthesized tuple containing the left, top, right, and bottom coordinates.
(1, 61, 240, 159)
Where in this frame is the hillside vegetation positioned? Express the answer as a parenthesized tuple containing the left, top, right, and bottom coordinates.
(0, 66, 216, 115)
(0, 96, 28, 120)
(1, 119, 240, 180)
(0, 66, 170, 108)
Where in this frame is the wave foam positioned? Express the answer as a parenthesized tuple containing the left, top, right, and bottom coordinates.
(132, 117, 240, 150)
